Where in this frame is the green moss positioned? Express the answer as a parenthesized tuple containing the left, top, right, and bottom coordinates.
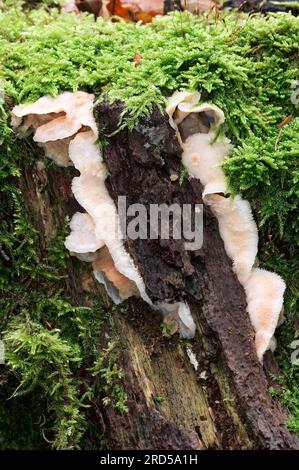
(4, 316, 85, 449)
(0, 6, 298, 445)
(89, 338, 128, 415)
(223, 118, 299, 247)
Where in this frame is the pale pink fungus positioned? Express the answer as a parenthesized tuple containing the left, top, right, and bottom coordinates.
(245, 269, 286, 361)
(68, 131, 107, 178)
(11, 92, 97, 158)
(207, 194, 258, 284)
(166, 91, 285, 360)
(181, 132, 232, 200)
(93, 247, 139, 301)
(42, 137, 73, 167)
(11, 91, 149, 307)
(64, 212, 104, 254)
(33, 116, 82, 143)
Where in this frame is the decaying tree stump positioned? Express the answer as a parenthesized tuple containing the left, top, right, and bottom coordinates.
(17, 103, 299, 450)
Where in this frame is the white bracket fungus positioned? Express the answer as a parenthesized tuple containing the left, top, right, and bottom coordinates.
(244, 268, 286, 362)
(12, 92, 149, 306)
(12, 92, 97, 167)
(64, 212, 104, 254)
(166, 90, 286, 361)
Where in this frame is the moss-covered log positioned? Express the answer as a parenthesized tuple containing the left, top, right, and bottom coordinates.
(1, 7, 298, 450)
(13, 104, 298, 450)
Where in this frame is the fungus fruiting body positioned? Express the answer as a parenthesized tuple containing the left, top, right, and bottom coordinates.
(244, 268, 286, 361)
(166, 90, 286, 360)
(11, 92, 149, 306)
(12, 92, 96, 167)
(93, 247, 139, 303)
(64, 212, 104, 254)
(207, 195, 258, 284)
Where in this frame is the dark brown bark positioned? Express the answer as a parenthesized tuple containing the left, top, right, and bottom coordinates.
(16, 104, 299, 450)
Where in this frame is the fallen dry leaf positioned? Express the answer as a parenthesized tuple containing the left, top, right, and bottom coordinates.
(278, 114, 294, 128)
(162, 314, 179, 337)
(107, 0, 163, 23)
(65, 0, 213, 22)
(133, 53, 143, 64)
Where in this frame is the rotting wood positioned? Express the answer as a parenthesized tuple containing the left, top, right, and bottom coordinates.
(96, 101, 299, 449)
(14, 104, 299, 450)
